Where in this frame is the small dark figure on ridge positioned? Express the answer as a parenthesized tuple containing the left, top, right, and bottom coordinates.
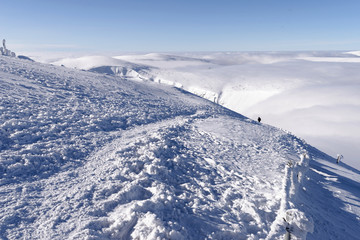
(258, 117, 261, 123)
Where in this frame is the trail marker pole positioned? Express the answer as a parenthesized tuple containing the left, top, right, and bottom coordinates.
(336, 154, 343, 164)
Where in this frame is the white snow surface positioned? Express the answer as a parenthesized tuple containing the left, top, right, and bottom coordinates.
(48, 51, 360, 170)
(1, 55, 360, 239)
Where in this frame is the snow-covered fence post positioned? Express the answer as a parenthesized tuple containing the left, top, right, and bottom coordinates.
(283, 209, 314, 239)
(267, 152, 313, 240)
(288, 153, 308, 199)
(283, 153, 313, 239)
(284, 224, 291, 240)
(336, 154, 343, 164)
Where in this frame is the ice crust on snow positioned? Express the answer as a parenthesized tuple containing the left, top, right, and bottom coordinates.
(1, 55, 360, 239)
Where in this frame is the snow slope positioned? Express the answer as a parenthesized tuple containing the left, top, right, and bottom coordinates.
(1, 55, 359, 239)
(49, 52, 360, 170)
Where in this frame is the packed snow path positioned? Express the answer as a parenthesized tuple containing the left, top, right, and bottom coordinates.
(1, 56, 359, 239)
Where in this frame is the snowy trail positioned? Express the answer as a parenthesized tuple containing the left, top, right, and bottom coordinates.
(1, 110, 304, 239)
(2, 112, 310, 239)
(2, 115, 193, 239)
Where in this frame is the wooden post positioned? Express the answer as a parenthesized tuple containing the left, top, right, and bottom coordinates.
(284, 231, 291, 240)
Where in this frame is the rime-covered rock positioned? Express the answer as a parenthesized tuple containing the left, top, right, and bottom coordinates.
(0, 39, 16, 57)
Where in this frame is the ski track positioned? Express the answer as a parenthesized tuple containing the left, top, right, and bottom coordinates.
(1, 55, 359, 239)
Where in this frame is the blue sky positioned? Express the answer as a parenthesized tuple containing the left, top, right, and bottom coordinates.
(1, 0, 360, 54)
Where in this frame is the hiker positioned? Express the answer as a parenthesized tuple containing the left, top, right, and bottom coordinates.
(257, 117, 261, 123)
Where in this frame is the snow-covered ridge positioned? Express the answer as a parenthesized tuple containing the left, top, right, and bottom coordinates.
(1, 55, 359, 239)
(48, 51, 360, 170)
(347, 50, 360, 57)
(53, 55, 151, 71)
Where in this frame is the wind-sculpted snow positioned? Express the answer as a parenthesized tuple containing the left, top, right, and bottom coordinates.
(1, 56, 359, 239)
(0, 56, 208, 183)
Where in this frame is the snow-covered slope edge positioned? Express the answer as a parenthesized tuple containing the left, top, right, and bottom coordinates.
(1, 56, 359, 239)
(56, 52, 359, 170)
(49, 53, 360, 171)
